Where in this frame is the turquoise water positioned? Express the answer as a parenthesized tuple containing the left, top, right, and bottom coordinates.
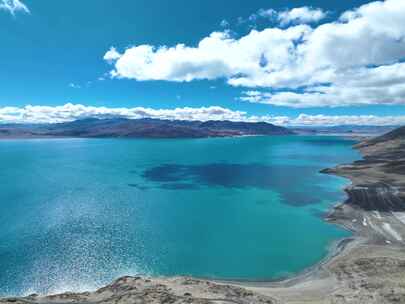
(0, 136, 360, 296)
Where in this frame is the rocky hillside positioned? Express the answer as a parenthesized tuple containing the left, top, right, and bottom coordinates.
(1, 276, 278, 304)
(322, 125, 405, 211)
(359, 125, 405, 147)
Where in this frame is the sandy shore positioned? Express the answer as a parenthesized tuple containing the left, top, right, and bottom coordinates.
(2, 134, 405, 304)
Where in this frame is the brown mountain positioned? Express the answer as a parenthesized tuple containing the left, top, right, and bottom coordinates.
(0, 118, 294, 139)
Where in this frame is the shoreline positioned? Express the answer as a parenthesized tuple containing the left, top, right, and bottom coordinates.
(217, 168, 365, 289)
(2, 135, 405, 303)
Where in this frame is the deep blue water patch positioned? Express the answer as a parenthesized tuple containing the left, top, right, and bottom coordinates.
(142, 163, 334, 206)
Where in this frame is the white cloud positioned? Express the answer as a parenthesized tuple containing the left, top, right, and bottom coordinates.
(103, 47, 122, 63)
(253, 113, 405, 126)
(277, 7, 326, 26)
(286, 114, 405, 126)
(0, 103, 248, 124)
(241, 62, 405, 107)
(250, 7, 325, 25)
(0, 0, 29, 15)
(0, 103, 404, 126)
(104, 0, 405, 108)
(104, 26, 311, 82)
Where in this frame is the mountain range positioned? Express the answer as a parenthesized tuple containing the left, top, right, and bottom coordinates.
(0, 118, 293, 138)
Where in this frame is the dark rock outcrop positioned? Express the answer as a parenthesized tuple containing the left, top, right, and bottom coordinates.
(323, 125, 405, 212)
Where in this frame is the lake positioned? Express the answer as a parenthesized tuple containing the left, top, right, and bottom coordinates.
(0, 136, 360, 296)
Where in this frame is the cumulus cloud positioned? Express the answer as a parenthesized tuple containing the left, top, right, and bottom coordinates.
(104, 0, 405, 108)
(277, 7, 326, 26)
(0, 0, 29, 15)
(241, 62, 405, 107)
(104, 27, 311, 82)
(0, 103, 404, 126)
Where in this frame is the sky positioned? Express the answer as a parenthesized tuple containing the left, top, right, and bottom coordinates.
(1, 0, 405, 125)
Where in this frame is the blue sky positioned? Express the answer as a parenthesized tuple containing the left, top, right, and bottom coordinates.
(1, 0, 405, 125)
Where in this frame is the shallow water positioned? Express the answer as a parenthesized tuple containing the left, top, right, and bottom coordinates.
(0, 136, 360, 295)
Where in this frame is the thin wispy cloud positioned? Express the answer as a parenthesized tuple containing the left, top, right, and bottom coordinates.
(0, 103, 404, 126)
(69, 83, 81, 89)
(104, 0, 405, 108)
(0, 0, 29, 16)
(220, 19, 229, 28)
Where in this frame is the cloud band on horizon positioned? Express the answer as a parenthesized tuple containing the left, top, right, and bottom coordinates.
(1, 103, 405, 126)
